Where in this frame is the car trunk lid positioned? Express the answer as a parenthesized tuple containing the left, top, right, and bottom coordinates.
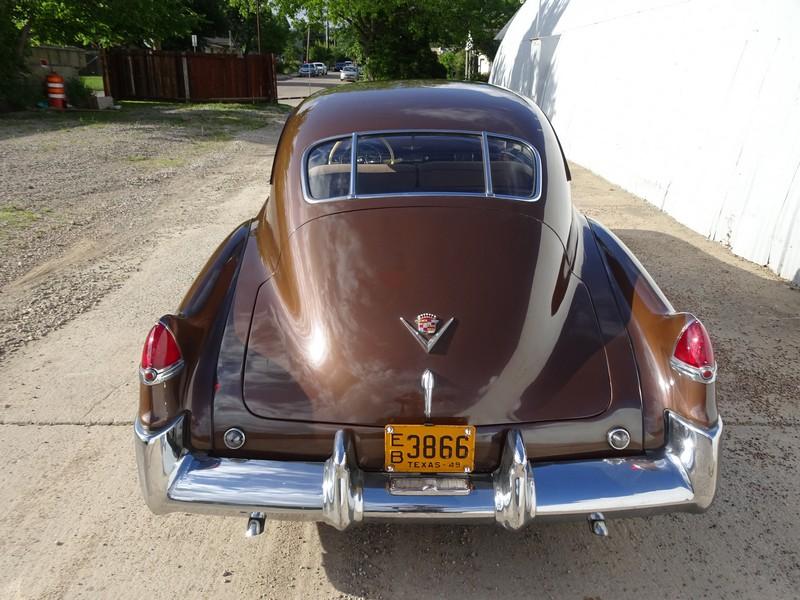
(242, 206, 627, 426)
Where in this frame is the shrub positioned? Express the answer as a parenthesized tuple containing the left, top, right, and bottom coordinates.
(0, 75, 46, 112)
(309, 44, 334, 66)
(278, 59, 301, 75)
(65, 77, 93, 108)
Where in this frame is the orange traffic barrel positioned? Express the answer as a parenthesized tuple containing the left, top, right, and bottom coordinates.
(46, 73, 66, 110)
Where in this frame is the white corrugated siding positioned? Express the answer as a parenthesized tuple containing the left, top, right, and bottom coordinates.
(491, 0, 800, 284)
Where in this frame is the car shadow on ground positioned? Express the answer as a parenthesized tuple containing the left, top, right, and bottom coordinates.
(315, 230, 800, 598)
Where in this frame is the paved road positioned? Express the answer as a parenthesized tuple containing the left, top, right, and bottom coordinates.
(1, 122, 799, 598)
(278, 73, 346, 107)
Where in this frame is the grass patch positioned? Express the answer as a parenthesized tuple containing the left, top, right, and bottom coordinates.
(126, 155, 186, 169)
(0, 100, 289, 148)
(0, 207, 39, 229)
(80, 76, 105, 92)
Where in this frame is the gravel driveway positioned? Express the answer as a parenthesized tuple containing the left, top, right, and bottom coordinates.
(0, 102, 288, 360)
(0, 104, 798, 599)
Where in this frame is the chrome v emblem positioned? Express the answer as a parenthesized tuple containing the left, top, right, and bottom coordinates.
(400, 313, 455, 353)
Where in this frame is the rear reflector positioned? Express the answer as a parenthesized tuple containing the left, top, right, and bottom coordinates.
(140, 321, 183, 385)
(671, 319, 716, 382)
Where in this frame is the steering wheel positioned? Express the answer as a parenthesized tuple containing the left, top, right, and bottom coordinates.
(328, 137, 395, 164)
(375, 137, 395, 163)
(497, 149, 524, 163)
(327, 139, 347, 164)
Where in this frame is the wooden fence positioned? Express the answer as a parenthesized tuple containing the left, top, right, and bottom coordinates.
(103, 50, 277, 102)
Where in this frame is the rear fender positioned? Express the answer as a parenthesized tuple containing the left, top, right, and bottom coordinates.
(588, 219, 717, 449)
(138, 219, 253, 448)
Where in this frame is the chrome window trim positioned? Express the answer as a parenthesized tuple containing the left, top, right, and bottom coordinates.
(481, 131, 493, 196)
(348, 131, 357, 198)
(301, 129, 543, 204)
(485, 134, 542, 201)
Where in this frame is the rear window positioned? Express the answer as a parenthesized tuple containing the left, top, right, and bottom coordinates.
(487, 136, 537, 198)
(356, 133, 484, 195)
(306, 136, 352, 199)
(304, 131, 540, 201)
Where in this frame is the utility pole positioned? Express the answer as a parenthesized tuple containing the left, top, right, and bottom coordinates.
(465, 32, 473, 80)
(255, 0, 262, 54)
(306, 22, 311, 62)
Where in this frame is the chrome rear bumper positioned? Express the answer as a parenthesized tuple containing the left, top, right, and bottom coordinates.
(134, 411, 721, 530)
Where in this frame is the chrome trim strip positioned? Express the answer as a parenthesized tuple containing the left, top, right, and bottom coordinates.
(670, 356, 717, 383)
(139, 359, 184, 386)
(134, 411, 722, 528)
(301, 129, 543, 205)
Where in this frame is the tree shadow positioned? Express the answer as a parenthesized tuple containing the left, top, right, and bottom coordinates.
(314, 229, 800, 598)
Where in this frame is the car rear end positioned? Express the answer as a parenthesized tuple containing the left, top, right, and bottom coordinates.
(133, 82, 721, 535)
(340, 66, 358, 81)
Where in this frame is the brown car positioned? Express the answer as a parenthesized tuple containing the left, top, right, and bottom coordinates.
(135, 81, 721, 536)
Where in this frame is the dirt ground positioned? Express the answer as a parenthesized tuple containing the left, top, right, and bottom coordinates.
(0, 102, 798, 600)
(0, 102, 289, 361)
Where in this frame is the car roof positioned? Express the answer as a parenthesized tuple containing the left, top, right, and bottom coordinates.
(289, 81, 544, 146)
(266, 81, 562, 243)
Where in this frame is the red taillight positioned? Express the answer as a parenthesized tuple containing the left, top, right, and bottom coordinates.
(140, 322, 182, 384)
(672, 319, 715, 381)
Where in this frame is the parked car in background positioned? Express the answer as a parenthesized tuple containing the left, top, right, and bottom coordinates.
(313, 62, 327, 75)
(298, 63, 316, 77)
(334, 60, 353, 71)
(134, 81, 722, 537)
(340, 65, 359, 81)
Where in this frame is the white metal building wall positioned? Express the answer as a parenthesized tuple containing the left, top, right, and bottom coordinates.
(491, 0, 800, 284)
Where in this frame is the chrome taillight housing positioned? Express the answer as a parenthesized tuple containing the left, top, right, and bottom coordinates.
(670, 318, 716, 383)
(139, 321, 184, 385)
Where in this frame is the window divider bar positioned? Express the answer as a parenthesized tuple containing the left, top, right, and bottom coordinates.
(481, 132, 494, 196)
(349, 132, 358, 198)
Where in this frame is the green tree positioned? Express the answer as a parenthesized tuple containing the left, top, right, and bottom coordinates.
(224, 0, 292, 54)
(308, 43, 333, 65)
(439, 49, 465, 81)
(11, 0, 199, 55)
(0, 1, 20, 77)
(274, 0, 518, 80)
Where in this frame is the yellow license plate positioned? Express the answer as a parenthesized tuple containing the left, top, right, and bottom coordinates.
(384, 424, 476, 473)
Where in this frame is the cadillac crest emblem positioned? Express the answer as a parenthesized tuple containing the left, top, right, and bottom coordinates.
(400, 312, 455, 353)
(415, 312, 440, 335)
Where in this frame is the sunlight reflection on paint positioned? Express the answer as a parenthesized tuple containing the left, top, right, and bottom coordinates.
(308, 324, 328, 366)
